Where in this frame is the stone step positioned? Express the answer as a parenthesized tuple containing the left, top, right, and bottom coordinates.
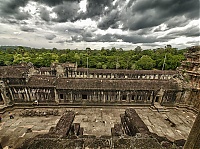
(153, 103, 169, 112)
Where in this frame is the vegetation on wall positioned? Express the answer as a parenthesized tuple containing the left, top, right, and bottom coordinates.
(0, 45, 186, 70)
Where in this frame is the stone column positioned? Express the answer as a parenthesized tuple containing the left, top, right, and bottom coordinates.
(25, 88, 30, 101)
(184, 111, 200, 149)
(9, 88, 14, 102)
(103, 93, 106, 103)
(71, 91, 73, 102)
(0, 92, 7, 105)
(54, 88, 59, 103)
(118, 91, 121, 101)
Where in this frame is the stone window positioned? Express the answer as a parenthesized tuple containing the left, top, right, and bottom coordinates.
(82, 94, 87, 99)
(122, 95, 126, 100)
(131, 95, 135, 100)
(59, 94, 64, 99)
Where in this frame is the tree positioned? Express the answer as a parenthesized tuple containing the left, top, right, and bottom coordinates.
(136, 55, 155, 70)
(134, 46, 142, 53)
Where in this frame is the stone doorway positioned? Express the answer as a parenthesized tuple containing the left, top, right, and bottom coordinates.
(155, 96, 159, 102)
(0, 93, 4, 105)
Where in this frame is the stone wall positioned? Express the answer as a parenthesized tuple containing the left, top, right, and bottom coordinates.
(178, 46, 200, 110)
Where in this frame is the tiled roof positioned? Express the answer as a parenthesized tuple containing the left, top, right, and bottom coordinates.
(56, 78, 178, 90)
(76, 68, 177, 75)
(0, 66, 29, 78)
(27, 75, 56, 87)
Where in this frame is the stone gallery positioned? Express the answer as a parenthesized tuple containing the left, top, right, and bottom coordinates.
(0, 46, 199, 148)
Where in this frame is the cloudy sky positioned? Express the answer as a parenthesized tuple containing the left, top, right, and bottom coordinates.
(0, 0, 199, 50)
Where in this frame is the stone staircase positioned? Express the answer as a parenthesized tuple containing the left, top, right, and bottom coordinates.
(152, 102, 169, 112)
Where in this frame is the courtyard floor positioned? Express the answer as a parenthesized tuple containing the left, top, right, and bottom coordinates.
(0, 107, 197, 148)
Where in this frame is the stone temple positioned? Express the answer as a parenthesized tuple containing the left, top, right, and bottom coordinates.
(0, 46, 199, 148)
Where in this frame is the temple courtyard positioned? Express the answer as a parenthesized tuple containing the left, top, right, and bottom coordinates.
(0, 106, 197, 148)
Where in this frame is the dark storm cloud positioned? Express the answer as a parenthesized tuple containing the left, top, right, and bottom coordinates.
(97, 10, 120, 30)
(0, 0, 81, 21)
(37, 0, 80, 6)
(83, 0, 114, 19)
(166, 16, 189, 28)
(20, 26, 35, 32)
(115, 34, 159, 44)
(0, 0, 28, 14)
(131, 0, 199, 19)
(0, 0, 30, 20)
(45, 34, 56, 40)
(97, 0, 199, 31)
(40, 7, 50, 22)
(52, 1, 80, 22)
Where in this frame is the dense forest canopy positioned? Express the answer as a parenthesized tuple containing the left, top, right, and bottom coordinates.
(0, 45, 187, 70)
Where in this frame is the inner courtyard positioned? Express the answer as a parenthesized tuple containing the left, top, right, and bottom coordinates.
(0, 107, 196, 148)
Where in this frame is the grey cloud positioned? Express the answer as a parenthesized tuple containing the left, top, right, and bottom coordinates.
(123, 0, 199, 30)
(137, 28, 153, 35)
(71, 35, 83, 42)
(40, 7, 50, 22)
(142, 43, 160, 47)
(69, 29, 118, 43)
(97, 0, 199, 31)
(83, 0, 114, 19)
(66, 27, 84, 34)
(20, 26, 35, 32)
(0, 0, 81, 21)
(45, 34, 56, 40)
(37, 0, 80, 6)
(115, 34, 158, 44)
(0, 0, 28, 14)
(1, 18, 28, 25)
(83, 34, 118, 42)
(56, 40, 66, 43)
(0, 0, 30, 20)
(15, 12, 30, 20)
(166, 16, 189, 28)
(72, 31, 162, 44)
(98, 10, 119, 30)
(52, 1, 80, 22)
(1, 18, 18, 24)
(167, 25, 200, 38)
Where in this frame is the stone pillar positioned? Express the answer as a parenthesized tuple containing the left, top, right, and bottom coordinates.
(118, 91, 121, 101)
(127, 93, 129, 102)
(184, 111, 200, 149)
(25, 88, 30, 101)
(0, 92, 6, 105)
(71, 91, 73, 102)
(9, 88, 14, 102)
(54, 88, 59, 103)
